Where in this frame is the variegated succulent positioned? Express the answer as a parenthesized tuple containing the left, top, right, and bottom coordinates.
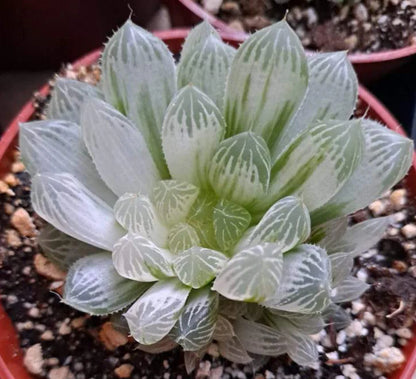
(20, 19, 413, 369)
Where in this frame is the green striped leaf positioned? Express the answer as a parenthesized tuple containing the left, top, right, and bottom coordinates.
(224, 21, 308, 144)
(248, 196, 310, 252)
(218, 337, 252, 364)
(266, 310, 325, 335)
(101, 20, 175, 177)
(171, 287, 219, 351)
(152, 180, 200, 226)
(112, 233, 174, 282)
(213, 199, 251, 251)
(124, 279, 191, 345)
(264, 244, 331, 313)
(162, 86, 225, 188)
(329, 252, 354, 287)
(213, 243, 283, 302)
(168, 223, 200, 254)
(173, 247, 228, 289)
(311, 119, 413, 224)
(309, 216, 348, 246)
(213, 315, 235, 341)
(136, 337, 178, 354)
(81, 98, 160, 196)
(209, 132, 271, 207)
(47, 78, 102, 123)
(331, 276, 369, 303)
(64, 253, 148, 315)
(322, 303, 352, 330)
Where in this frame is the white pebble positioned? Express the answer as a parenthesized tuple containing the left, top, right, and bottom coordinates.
(342, 364, 358, 378)
(374, 327, 384, 339)
(336, 330, 346, 345)
(375, 335, 394, 350)
(338, 344, 347, 353)
(327, 351, 339, 360)
(345, 319, 363, 338)
(351, 300, 365, 315)
(395, 327, 412, 339)
(401, 223, 416, 238)
(363, 311, 376, 326)
(392, 211, 406, 223)
(398, 338, 408, 346)
(356, 268, 369, 282)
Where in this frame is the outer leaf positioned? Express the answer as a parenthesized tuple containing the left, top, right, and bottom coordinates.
(63, 253, 148, 315)
(168, 223, 201, 254)
(209, 132, 271, 207)
(81, 98, 159, 196)
(136, 336, 178, 354)
(47, 78, 102, 123)
(309, 216, 348, 246)
(248, 196, 310, 252)
(101, 20, 176, 176)
(329, 252, 354, 287)
(171, 287, 219, 350)
(285, 332, 318, 367)
(38, 224, 103, 269)
(19, 120, 116, 206)
(218, 297, 247, 319)
(162, 86, 225, 188)
(266, 310, 325, 335)
(322, 303, 352, 330)
(312, 119, 413, 224)
(257, 119, 364, 212)
(114, 193, 168, 247)
(173, 247, 228, 289)
(217, 337, 252, 364)
(112, 233, 174, 282)
(274, 52, 357, 157)
(124, 279, 191, 345)
(213, 315, 235, 341)
(331, 276, 370, 303)
(31, 173, 124, 250)
(213, 243, 283, 302)
(213, 199, 251, 251)
(224, 21, 308, 146)
(152, 180, 200, 225)
(264, 244, 331, 313)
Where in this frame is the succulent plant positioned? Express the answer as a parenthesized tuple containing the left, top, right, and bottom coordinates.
(20, 19, 412, 370)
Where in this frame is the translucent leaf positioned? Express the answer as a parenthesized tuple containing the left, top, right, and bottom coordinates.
(309, 217, 348, 247)
(136, 336, 178, 354)
(248, 196, 310, 252)
(168, 223, 200, 254)
(177, 32, 235, 108)
(38, 224, 103, 269)
(217, 337, 252, 364)
(245, 303, 264, 322)
(162, 86, 225, 188)
(47, 78, 103, 123)
(218, 297, 247, 319)
(101, 20, 176, 176)
(274, 52, 357, 157)
(114, 193, 168, 247)
(171, 287, 219, 350)
(312, 119, 413, 224)
(213, 315, 235, 341)
(257, 119, 364, 212)
(224, 21, 308, 146)
(112, 233, 174, 282)
(322, 303, 351, 330)
(329, 252, 354, 287)
(264, 244, 331, 313)
(285, 332, 318, 367)
(331, 276, 369, 303)
(63, 252, 148, 315)
(184, 351, 200, 374)
(173, 246, 228, 289)
(19, 120, 116, 206)
(233, 318, 286, 356)
(124, 278, 191, 345)
(213, 243, 283, 302)
(152, 180, 200, 225)
(209, 132, 271, 207)
(266, 310, 325, 335)
(31, 173, 124, 250)
(213, 199, 251, 251)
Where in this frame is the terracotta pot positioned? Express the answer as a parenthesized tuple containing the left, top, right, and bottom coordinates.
(0, 29, 415, 379)
(163, 0, 416, 83)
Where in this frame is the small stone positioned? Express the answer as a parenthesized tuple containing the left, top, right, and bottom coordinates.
(395, 327, 412, 339)
(344, 35, 358, 50)
(41, 330, 54, 341)
(114, 363, 134, 378)
(210, 366, 224, 379)
(392, 260, 407, 272)
(46, 357, 59, 366)
(0, 180, 14, 195)
(34, 254, 66, 280)
(221, 2, 240, 15)
(336, 330, 346, 345)
(369, 200, 386, 216)
(378, 15, 389, 25)
(342, 364, 358, 379)
(28, 307, 41, 318)
(392, 211, 406, 223)
(6, 229, 22, 248)
(304, 7, 318, 27)
(364, 347, 405, 373)
(11, 161, 25, 173)
(390, 0, 399, 4)
(354, 4, 368, 21)
(363, 311, 376, 326)
(339, 6, 350, 21)
(398, 338, 408, 346)
(24, 344, 44, 375)
(345, 319, 363, 337)
(49, 366, 72, 379)
(4, 203, 14, 214)
(202, 0, 223, 14)
(326, 351, 339, 360)
(7, 294, 18, 304)
(163, 360, 169, 369)
(401, 0, 411, 9)
(4, 173, 19, 187)
(71, 317, 87, 329)
(17, 321, 34, 330)
(196, 360, 211, 378)
(207, 342, 219, 357)
(58, 320, 72, 335)
(351, 300, 365, 315)
(11, 208, 36, 237)
(99, 322, 128, 350)
(402, 223, 416, 238)
(228, 20, 245, 32)
(375, 335, 394, 350)
(390, 189, 407, 210)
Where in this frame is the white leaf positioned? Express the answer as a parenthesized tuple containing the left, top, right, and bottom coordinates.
(47, 78, 103, 123)
(81, 98, 160, 196)
(331, 276, 370, 303)
(213, 315, 235, 341)
(213, 243, 283, 302)
(31, 173, 124, 250)
(167, 223, 200, 254)
(19, 120, 116, 206)
(217, 337, 252, 364)
(264, 244, 331, 313)
(112, 233, 174, 282)
(329, 252, 354, 287)
(114, 193, 168, 247)
(312, 119, 413, 224)
(136, 336, 178, 354)
(101, 20, 176, 176)
(224, 21, 308, 146)
(162, 86, 225, 188)
(124, 279, 191, 345)
(173, 246, 228, 289)
(209, 132, 271, 207)
(171, 287, 219, 351)
(64, 252, 148, 315)
(152, 180, 200, 225)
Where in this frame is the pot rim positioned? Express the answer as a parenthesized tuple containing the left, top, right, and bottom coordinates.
(0, 27, 415, 379)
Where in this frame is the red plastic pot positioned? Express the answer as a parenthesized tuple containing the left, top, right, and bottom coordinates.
(163, 0, 416, 83)
(0, 29, 415, 379)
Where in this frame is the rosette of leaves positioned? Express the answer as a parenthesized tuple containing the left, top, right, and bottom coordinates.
(20, 19, 413, 369)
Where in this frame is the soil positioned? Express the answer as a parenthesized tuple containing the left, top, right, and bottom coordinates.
(0, 64, 415, 378)
(196, 0, 416, 53)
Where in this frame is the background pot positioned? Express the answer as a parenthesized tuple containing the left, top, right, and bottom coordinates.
(162, 0, 416, 83)
(0, 29, 415, 379)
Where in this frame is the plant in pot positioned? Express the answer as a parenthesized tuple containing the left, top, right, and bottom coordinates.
(0, 20, 415, 379)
